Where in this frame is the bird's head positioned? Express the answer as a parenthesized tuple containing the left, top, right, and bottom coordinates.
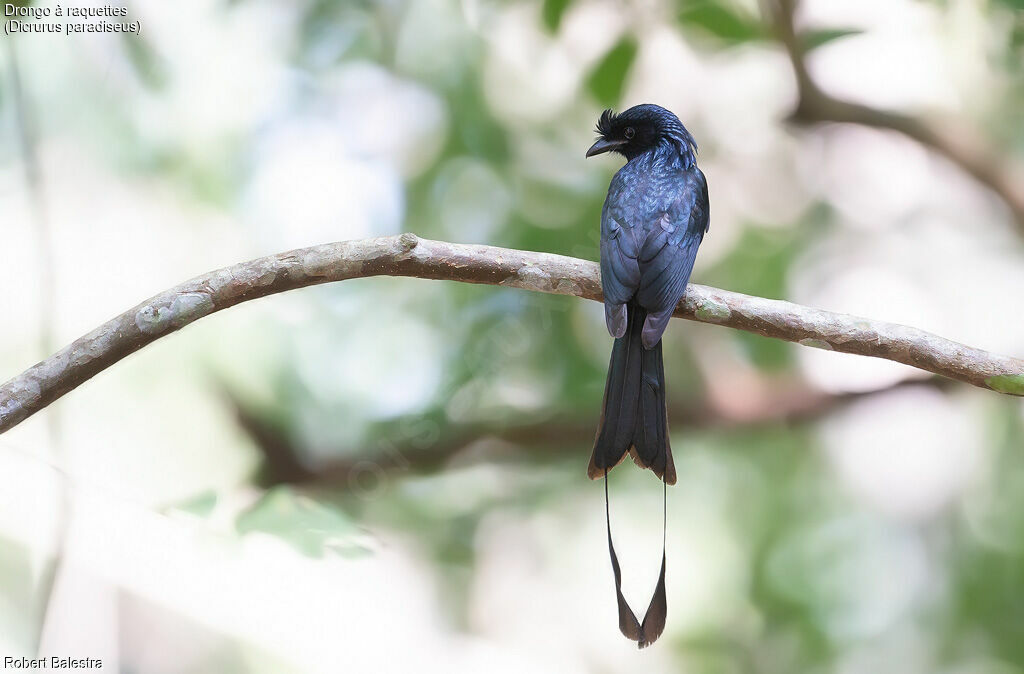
(586, 104, 697, 165)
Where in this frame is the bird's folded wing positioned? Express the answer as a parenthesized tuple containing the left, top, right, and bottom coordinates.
(635, 171, 710, 346)
(599, 205, 641, 337)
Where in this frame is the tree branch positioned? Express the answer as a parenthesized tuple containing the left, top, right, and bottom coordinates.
(766, 0, 1024, 230)
(6, 34, 69, 657)
(0, 234, 1022, 435)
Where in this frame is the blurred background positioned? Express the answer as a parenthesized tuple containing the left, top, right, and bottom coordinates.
(2, 0, 1024, 671)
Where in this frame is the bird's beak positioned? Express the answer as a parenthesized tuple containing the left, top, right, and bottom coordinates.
(586, 138, 626, 158)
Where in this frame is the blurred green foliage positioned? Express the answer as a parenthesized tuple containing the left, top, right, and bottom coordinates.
(6, 0, 1024, 669)
(678, 1, 767, 45)
(587, 37, 638, 106)
(541, 0, 573, 32)
(237, 487, 368, 558)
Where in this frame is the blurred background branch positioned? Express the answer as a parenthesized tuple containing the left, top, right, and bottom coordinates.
(766, 0, 1024, 231)
(230, 376, 954, 490)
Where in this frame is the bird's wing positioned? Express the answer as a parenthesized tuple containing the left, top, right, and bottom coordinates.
(599, 180, 642, 338)
(635, 168, 709, 347)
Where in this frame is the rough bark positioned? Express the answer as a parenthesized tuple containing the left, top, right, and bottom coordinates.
(1, 234, 1022, 435)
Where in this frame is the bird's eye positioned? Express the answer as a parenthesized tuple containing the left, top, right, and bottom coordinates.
(624, 127, 635, 140)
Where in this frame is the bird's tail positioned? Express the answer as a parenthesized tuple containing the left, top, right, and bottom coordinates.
(589, 300, 675, 648)
(588, 301, 676, 484)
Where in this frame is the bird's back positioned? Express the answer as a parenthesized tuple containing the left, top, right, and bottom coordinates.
(601, 148, 705, 324)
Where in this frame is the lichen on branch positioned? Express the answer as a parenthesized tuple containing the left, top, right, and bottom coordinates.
(1, 234, 1022, 435)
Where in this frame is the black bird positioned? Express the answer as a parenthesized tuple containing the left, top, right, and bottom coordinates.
(585, 104, 709, 648)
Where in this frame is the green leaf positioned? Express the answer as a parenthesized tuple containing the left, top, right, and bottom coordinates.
(678, 1, 766, 45)
(236, 487, 368, 558)
(169, 490, 219, 518)
(541, 0, 572, 33)
(800, 28, 862, 52)
(120, 33, 168, 90)
(986, 374, 1024, 396)
(586, 37, 638, 107)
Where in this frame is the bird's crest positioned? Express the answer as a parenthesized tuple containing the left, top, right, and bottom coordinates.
(596, 108, 617, 138)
